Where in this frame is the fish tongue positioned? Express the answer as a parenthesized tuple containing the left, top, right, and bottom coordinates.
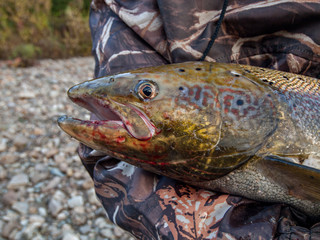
(113, 102, 152, 140)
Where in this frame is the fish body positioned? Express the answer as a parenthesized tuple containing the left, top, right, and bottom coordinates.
(58, 62, 320, 217)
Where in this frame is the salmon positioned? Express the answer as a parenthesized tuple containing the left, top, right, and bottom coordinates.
(58, 62, 320, 217)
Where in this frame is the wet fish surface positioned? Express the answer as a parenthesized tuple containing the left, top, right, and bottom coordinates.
(58, 62, 320, 218)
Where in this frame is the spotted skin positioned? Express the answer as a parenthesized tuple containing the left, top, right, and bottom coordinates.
(58, 61, 320, 217)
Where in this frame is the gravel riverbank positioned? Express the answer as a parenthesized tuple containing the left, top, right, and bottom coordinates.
(0, 57, 134, 240)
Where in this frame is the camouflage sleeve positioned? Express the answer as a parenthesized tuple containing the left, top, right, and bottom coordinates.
(78, 0, 320, 239)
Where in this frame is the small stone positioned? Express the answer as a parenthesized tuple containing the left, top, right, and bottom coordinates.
(8, 173, 29, 189)
(0, 138, 7, 152)
(47, 225, 61, 238)
(13, 134, 29, 150)
(53, 190, 66, 201)
(79, 225, 91, 234)
(18, 90, 36, 99)
(1, 217, 19, 238)
(42, 176, 61, 191)
(100, 228, 113, 238)
(94, 217, 108, 229)
(30, 165, 49, 183)
(2, 191, 18, 206)
(114, 226, 125, 237)
(66, 168, 74, 177)
(38, 207, 47, 216)
(71, 212, 87, 225)
(46, 148, 58, 158)
(87, 188, 100, 205)
(68, 196, 84, 208)
(50, 168, 65, 177)
(57, 211, 69, 220)
(1, 153, 18, 164)
(29, 215, 45, 227)
(0, 165, 7, 179)
(62, 232, 80, 240)
(33, 127, 45, 135)
(12, 201, 29, 215)
(48, 198, 64, 217)
(82, 178, 93, 189)
(29, 206, 38, 214)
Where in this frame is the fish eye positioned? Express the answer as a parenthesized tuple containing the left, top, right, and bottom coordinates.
(135, 80, 158, 101)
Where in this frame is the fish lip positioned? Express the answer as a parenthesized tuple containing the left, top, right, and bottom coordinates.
(69, 94, 158, 140)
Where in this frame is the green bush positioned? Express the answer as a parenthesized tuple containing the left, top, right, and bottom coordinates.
(12, 44, 41, 59)
(0, 0, 92, 63)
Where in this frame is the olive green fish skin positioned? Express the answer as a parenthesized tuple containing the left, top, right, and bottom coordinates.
(58, 62, 320, 217)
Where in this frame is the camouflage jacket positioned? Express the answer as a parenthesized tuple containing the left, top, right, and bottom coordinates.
(79, 0, 320, 239)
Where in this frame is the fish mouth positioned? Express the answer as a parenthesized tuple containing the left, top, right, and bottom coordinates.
(59, 90, 158, 141)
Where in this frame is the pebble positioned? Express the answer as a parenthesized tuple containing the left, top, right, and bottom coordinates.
(42, 176, 62, 191)
(0, 138, 7, 152)
(50, 167, 65, 177)
(63, 232, 80, 240)
(7, 173, 29, 189)
(2, 191, 19, 206)
(12, 201, 29, 215)
(18, 90, 36, 99)
(68, 195, 84, 208)
(1, 216, 19, 238)
(0, 57, 132, 240)
(13, 134, 29, 150)
(0, 165, 7, 179)
(29, 215, 45, 226)
(100, 228, 113, 238)
(79, 225, 91, 234)
(57, 211, 69, 220)
(49, 198, 64, 217)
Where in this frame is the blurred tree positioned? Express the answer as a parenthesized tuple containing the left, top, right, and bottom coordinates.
(0, 0, 92, 65)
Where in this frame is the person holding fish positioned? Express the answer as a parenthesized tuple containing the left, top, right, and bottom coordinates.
(60, 0, 320, 239)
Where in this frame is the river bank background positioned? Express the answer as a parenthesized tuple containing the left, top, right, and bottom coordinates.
(1, 1, 133, 239)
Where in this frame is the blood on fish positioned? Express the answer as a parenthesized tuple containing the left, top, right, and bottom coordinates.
(116, 136, 125, 143)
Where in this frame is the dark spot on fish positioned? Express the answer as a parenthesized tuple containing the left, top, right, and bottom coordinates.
(244, 69, 251, 73)
(179, 86, 184, 91)
(269, 82, 274, 86)
(179, 69, 185, 72)
(195, 67, 202, 71)
(293, 103, 297, 108)
(262, 79, 268, 82)
(236, 99, 244, 106)
(267, 94, 272, 97)
(283, 76, 289, 80)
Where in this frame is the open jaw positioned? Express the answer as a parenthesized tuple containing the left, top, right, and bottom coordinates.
(59, 96, 158, 141)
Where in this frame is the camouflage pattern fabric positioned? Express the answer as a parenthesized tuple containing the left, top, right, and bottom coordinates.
(78, 0, 320, 239)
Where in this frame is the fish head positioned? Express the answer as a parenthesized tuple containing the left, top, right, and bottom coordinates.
(58, 62, 278, 181)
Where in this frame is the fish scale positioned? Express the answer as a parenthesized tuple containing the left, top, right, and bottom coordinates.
(239, 65, 320, 144)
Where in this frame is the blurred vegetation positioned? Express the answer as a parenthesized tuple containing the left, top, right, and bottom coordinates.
(0, 0, 92, 65)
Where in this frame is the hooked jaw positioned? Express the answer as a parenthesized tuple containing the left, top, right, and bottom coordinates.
(58, 79, 159, 145)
